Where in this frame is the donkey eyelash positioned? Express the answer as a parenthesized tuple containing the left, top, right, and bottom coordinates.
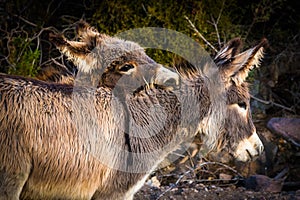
(237, 102, 247, 109)
(119, 64, 135, 72)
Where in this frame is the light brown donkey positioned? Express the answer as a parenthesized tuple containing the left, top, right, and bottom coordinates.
(0, 21, 179, 200)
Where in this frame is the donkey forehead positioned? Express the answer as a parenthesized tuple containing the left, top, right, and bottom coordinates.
(109, 38, 143, 50)
(100, 37, 145, 55)
(94, 38, 155, 65)
(226, 83, 250, 104)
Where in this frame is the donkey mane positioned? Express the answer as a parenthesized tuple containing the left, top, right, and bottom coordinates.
(172, 57, 200, 80)
(0, 74, 75, 94)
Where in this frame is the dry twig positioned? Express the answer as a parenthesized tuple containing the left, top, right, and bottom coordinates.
(196, 161, 244, 178)
(184, 16, 218, 53)
(156, 170, 191, 200)
(156, 161, 243, 199)
(250, 95, 295, 113)
(207, 0, 225, 48)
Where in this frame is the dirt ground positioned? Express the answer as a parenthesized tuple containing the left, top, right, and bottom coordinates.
(134, 117, 300, 200)
(135, 183, 299, 200)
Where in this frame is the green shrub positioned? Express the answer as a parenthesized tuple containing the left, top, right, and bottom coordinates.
(7, 36, 40, 77)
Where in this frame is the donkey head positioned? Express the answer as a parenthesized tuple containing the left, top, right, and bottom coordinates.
(49, 20, 179, 90)
(214, 38, 267, 162)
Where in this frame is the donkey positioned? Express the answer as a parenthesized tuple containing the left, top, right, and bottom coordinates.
(173, 38, 266, 162)
(0, 22, 179, 200)
(82, 36, 267, 199)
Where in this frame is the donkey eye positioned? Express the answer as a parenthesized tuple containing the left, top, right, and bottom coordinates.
(237, 102, 247, 110)
(119, 64, 135, 72)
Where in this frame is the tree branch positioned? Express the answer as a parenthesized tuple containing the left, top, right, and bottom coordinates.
(250, 95, 295, 112)
(196, 161, 244, 178)
(208, 15, 221, 48)
(184, 16, 218, 53)
(207, 0, 225, 48)
(13, 15, 37, 27)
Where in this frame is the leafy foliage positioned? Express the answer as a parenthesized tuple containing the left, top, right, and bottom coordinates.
(7, 36, 40, 77)
(0, 0, 299, 83)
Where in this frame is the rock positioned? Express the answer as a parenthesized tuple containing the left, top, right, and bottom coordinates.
(219, 173, 232, 182)
(244, 174, 284, 193)
(146, 176, 161, 188)
(267, 118, 300, 146)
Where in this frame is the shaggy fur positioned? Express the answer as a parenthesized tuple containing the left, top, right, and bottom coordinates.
(0, 21, 267, 199)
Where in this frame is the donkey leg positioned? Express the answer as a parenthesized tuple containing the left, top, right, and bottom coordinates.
(0, 143, 31, 200)
(0, 168, 30, 200)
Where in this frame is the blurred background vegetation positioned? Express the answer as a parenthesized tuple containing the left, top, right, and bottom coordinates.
(0, 0, 299, 115)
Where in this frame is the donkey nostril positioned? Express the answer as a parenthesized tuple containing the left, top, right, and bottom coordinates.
(246, 149, 253, 160)
(258, 144, 264, 154)
(164, 78, 177, 87)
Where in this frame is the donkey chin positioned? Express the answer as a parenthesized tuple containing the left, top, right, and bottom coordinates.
(233, 132, 264, 162)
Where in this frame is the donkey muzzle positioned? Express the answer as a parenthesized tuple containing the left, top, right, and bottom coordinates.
(154, 65, 180, 88)
(234, 132, 264, 162)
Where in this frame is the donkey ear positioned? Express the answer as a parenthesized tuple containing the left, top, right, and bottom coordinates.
(214, 38, 242, 66)
(76, 20, 100, 43)
(49, 33, 91, 56)
(50, 33, 96, 73)
(218, 38, 268, 85)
